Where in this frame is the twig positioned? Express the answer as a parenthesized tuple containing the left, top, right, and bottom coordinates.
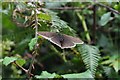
(97, 3, 120, 15)
(13, 62, 34, 77)
(28, 2, 38, 79)
(14, 62, 28, 73)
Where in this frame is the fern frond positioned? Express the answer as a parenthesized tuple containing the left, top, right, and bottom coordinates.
(43, 9, 76, 36)
(78, 44, 101, 76)
(45, 9, 69, 28)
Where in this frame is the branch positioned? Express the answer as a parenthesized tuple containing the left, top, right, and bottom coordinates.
(97, 3, 120, 15)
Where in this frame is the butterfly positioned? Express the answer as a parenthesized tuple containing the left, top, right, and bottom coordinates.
(37, 32, 84, 49)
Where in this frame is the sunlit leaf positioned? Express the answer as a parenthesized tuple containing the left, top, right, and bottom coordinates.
(3, 57, 18, 66)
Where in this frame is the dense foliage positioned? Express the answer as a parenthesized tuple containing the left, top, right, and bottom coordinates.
(1, 1, 120, 79)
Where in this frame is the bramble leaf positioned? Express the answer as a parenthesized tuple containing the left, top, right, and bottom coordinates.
(3, 57, 17, 66)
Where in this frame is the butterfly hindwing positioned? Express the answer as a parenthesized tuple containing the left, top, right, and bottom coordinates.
(63, 34, 84, 44)
(58, 35, 74, 48)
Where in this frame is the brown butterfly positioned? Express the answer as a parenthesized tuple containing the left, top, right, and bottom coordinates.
(37, 32, 84, 49)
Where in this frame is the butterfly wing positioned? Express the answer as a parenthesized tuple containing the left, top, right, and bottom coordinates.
(50, 34, 75, 49)
(37, 32, 84, 49)
(63, 34, 84, 44)
(38, 32, 62, 47)
(50, 35, 62, 48)
(60, 36, 75, 49)
(37, 32, 56, 40)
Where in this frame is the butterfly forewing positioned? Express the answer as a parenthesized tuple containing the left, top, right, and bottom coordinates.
(50, 35, 62, 48)
(37, 32, 56, 40)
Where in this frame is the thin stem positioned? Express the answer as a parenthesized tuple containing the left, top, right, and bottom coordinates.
(28, 2, 38, 79)
(50, 45, 66, 62)
(14, 62, 28, 73)
(71, 48, 79, 55)
(93, 4, 96, 44)
(97, 3, 120, 15)
(76, 13, 91, 44)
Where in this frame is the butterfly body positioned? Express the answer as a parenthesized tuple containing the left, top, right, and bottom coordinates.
(55, 33, 64, 46)
(37, 32, 84, 49)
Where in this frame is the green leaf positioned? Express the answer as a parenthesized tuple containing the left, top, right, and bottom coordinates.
(28, 38, 37, 51)
(3, 57, 18, 66)
(112, 60, 119, 72)
(16, 59, 26, 66)
(99, 12, 113, 26)
(35, 70, 93, 79)
(38, 12, 51, 21)
(61, 70, 93, 78)
(35, 71, 56, 78)
(78, 44, 100, 76)
(98, 34, 109, 47)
